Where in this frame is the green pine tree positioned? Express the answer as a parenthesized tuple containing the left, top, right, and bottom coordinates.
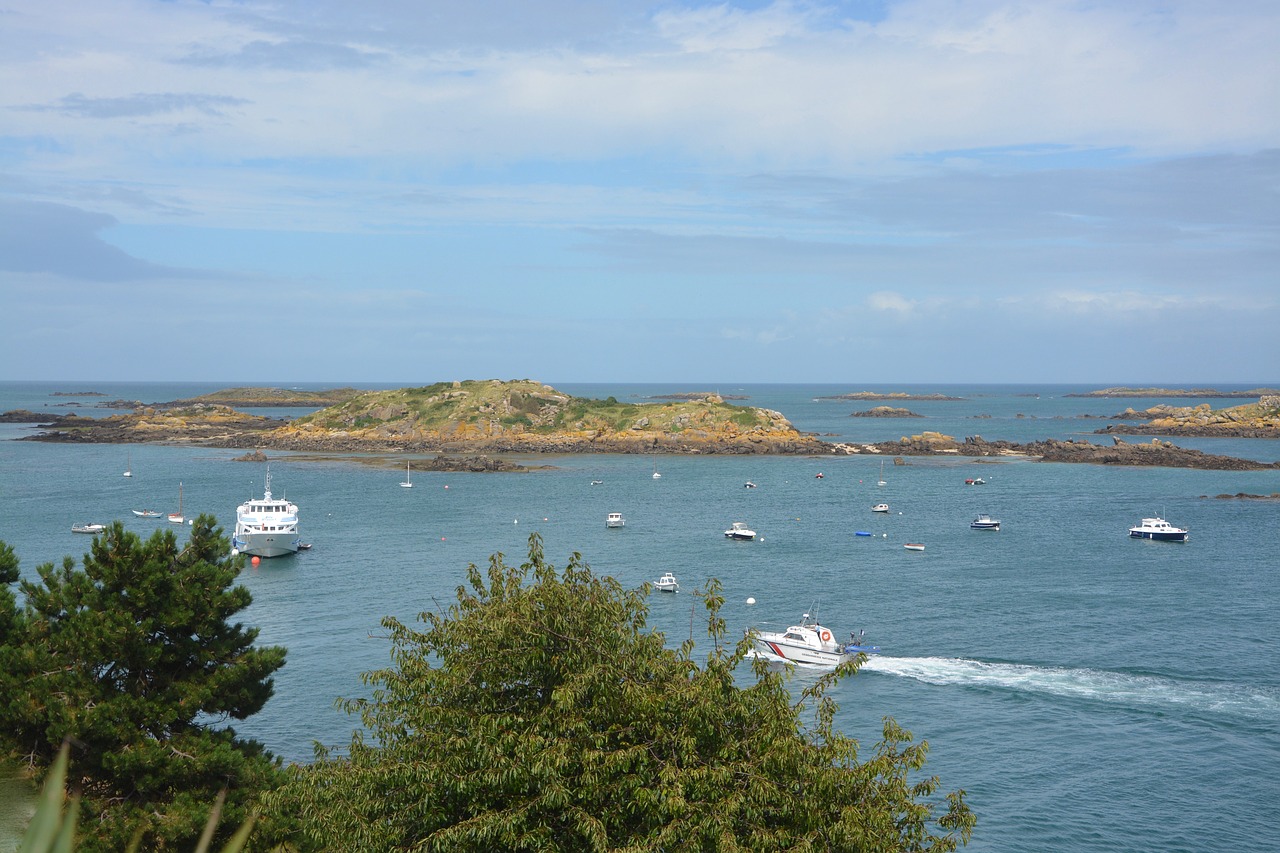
(0, 518, 287, 852)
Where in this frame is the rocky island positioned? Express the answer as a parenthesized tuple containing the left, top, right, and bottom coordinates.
(818, 391, 964, 401)
(17, 380, 828, 456)
(1066, 387, 1280, 398)
(1095, 397, 1280, 438)
(171, 387, 366, 407)
(850, 406, 924, 418)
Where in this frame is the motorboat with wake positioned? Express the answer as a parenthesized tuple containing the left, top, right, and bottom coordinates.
(1128, 516, 1188, 542)
(232, 467, 302, 558)
(751, 612, 880, 667)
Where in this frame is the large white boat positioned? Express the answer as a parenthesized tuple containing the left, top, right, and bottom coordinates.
(232, 467, 301, 558)
(1128, 516, 1188, 542)
(751, 612, 880, 667)
(724, 521, 756, 540)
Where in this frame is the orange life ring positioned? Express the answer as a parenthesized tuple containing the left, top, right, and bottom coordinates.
(820, 630, 831, 642)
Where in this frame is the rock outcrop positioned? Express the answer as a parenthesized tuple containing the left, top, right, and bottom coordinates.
(830, 433, 1278, 470)
(1097, 397, 1280, 438)
(850, 406, 924, 418)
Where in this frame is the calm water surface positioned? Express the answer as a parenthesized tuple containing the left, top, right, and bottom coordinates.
(1, 381, 1277, 852)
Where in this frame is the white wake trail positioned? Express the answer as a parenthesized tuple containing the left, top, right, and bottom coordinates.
(860, 656, 1280, 722)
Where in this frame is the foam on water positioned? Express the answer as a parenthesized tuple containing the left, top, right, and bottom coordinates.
(862, 656, 1280, 722)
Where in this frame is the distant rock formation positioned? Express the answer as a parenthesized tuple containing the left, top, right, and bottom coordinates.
(1067, 387, 1280, 398)
(850, 406, 924, 418)
(817, 391, 964, 401)
(1097, 397, 1280, 438)
(829, 432, 1278, 470)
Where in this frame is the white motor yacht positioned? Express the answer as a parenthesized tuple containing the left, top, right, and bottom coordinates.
(232, 467, 301, 558)
(1128, 516, 1188, 542)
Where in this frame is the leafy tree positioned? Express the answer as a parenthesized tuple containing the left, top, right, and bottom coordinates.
(0, 518, 287, 852)
(266, 533, 973, 851)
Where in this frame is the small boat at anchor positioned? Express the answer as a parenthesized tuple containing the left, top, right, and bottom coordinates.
(606, 512, 626, 528)
(71, 523, 105, 535)
(400, 461, 413, 488)
(904, 543, 925, 551)
(871, 503, 890, 513)
(167, 482, 185, 524)
(970, 514, 1001, 531)
(652, 572, 679, 593)
(965, 477, 986, 485)
(1128, 516, 1188, 542)
(724, 522, 756, 541)
(132, 509, 162, 519)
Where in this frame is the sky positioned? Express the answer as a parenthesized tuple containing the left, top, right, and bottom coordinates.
(1, 0, 1277, 385)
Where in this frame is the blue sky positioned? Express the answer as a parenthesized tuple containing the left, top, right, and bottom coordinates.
(1, 0, 1276, 384)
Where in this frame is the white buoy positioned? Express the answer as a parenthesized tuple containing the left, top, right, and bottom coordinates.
(746, 597, 756, 605)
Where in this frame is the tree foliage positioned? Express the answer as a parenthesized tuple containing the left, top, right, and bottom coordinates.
(266, 533, 973, 852)
(0, 519, 287, 852)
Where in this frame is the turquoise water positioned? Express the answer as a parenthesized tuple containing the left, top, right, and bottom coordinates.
(1, 382, 1277, 852)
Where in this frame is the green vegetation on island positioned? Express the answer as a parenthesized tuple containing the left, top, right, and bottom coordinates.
(1, 530, 974, 852)
(174, 387, 366, 407)
(272, 379, 821, 453)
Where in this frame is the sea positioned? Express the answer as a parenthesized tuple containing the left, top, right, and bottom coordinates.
(1, 381, 1277, 853)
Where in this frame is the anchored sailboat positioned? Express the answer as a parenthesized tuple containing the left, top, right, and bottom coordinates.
(168, 482, 184, 524)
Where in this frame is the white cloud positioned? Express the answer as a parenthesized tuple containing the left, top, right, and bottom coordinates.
(866, 291, 918, 314)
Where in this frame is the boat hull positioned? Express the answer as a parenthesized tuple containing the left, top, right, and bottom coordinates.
(233, 533, 301, 558)
(1129, 530, 1188, 542)
(753, 638, 849, 667)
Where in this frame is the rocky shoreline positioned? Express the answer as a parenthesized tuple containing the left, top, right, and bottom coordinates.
(830, 432, 1279, 471)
